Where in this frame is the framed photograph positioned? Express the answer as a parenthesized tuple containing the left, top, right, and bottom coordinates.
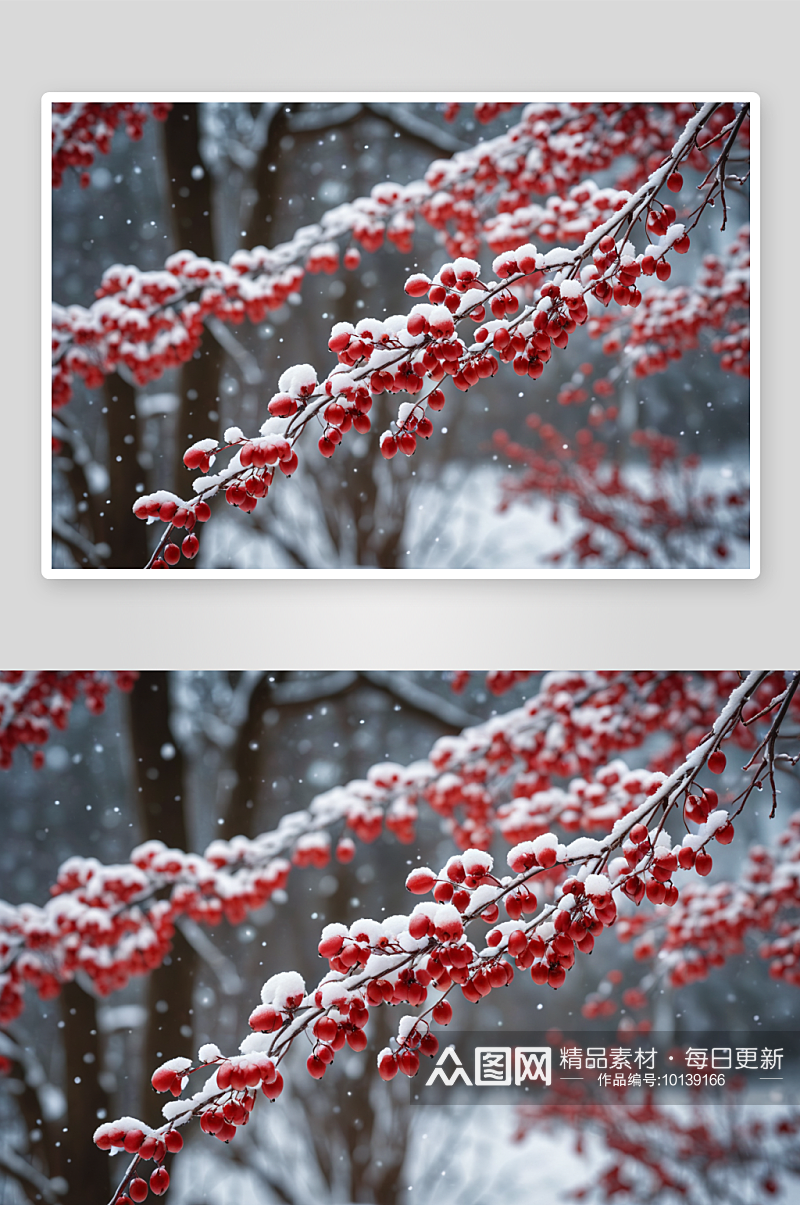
(44, 95, 758, 577)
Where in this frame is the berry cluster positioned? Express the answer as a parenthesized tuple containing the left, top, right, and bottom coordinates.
(0, 670, 137, 769)
(496, 414, 750, 569)
(589, 225, 750, 379)
(517, 1084, 799, 1203)
(51, 101, 172, 189)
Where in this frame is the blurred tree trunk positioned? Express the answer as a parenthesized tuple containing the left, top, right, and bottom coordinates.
(163, 104, 225, 512)
(243, 106, 291, 248)
(101, 373, 149, 569)
(57, 981, 112, 1205)
(223, 672, 276, 841)
(128, 672, 198, 1129)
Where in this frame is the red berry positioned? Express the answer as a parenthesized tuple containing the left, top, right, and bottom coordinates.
(346, 1028, 368, 1052)
(695, 851, 713, 876)
(548, 966, 566, 989)
(149, 1168, 169, 1197)
(378, 1052, 398, 1081)
(432, 1000, 453, 1026)
(164, 1130, 183, 1154)
(715, 822, 735, 845)
(268, 393, 297, 417)
(420, 1033, 439, 1057)
(708, 750, 726, 775)
(151, 1067, 177, 1093)
(404, 274, 431, 297)
(677, 847, 696, 870)
(667, 172, 683, 192)
(262, 1071, 284, 1100)
(181, 534, 199, 560)
(398, 1049, 420, 1077)
(406, 867, 436, 895)
(195, 501, 211, 522)
(307, 1054, 327, 1079)
(163, 543, 180, 566)
(123, 1129, 145, 1153)
(128, 1179, 148, 1203)
(314, 1016, 338, 1044)
(646, 879, 666, 905)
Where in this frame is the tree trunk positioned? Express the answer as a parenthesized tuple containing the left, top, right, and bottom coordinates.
(101, 373, 149, 569)
(127, 672, 198, 1130)
(243, 106, 291, 249)
(223, 672, 276, 841)
(57, 981, 112, 1205)
(162, 103, 224, 509)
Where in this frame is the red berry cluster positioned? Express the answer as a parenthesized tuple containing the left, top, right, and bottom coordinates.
(0, 671, 137, 770)
(496, 413, 749, 570)
(95, 1114, 182, 1202)
(51, 102, 171, 188)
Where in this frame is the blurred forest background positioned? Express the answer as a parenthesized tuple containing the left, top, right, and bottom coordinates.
(50, 102, 750, 570)
(1, 671, 796, 1205)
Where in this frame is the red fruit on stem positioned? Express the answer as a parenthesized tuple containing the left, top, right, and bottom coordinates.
(715, 822, 735, 845)
(262, 1072, 284, 1100)
(708, 750, 726, 775)
(123, 1129, 144, 1154)
(695, 851, 713, 876)
(406, 867, 436, 894)
(432, 1000, 453, 1026)
(163, 543, 180, 566)
(420, 1033, 439, 1057)
(164, 1130, 183, 1154)
(129, 1179, 148, 1204)
(150, 1168, 169, 1197)
(378, 1052, 399, 1081)
(398, 1048, 420, 1077)
(307, 1054, 327, 1079)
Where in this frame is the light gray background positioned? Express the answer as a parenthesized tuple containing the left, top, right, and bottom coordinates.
(1, 0, 795, 669)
